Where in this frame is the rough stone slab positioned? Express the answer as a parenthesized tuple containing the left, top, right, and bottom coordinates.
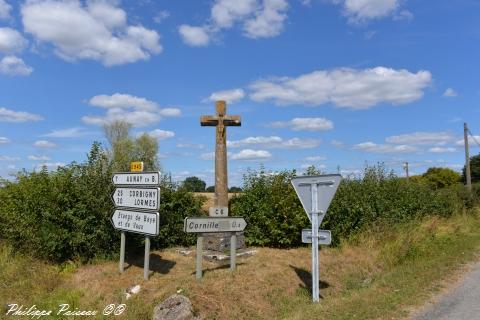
(153, 294, 199, 320)
(202, 249, 257, 262)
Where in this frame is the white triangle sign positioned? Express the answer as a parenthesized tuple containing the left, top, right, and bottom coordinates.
(291, 174, 342, 223)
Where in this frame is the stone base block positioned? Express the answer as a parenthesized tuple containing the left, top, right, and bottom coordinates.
(202, 232, 245, 252)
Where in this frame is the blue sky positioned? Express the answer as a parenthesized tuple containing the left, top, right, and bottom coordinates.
(0, 0, 479, 187)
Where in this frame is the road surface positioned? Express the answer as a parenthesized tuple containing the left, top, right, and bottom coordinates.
(412, 262, 480, 320)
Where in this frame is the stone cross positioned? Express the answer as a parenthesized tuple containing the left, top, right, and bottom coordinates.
(200, 101, 241, 209)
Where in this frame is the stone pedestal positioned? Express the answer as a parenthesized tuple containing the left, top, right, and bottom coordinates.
(202, 232, 245, 252)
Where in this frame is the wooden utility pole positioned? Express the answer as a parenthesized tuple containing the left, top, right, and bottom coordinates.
(464, 122, 472, 191)
(403, 162, 409, 180)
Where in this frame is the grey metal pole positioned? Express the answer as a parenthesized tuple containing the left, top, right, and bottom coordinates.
(464, 123, 472, 191)
(311, 183, 320, 303)
(144, 236, 150, 280)
(196, 236, 203, 279)
(119, 231, 125, 273)
(230, 233, 237, 271)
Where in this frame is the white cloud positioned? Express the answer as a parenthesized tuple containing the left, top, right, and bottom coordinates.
(211, 0, 257, 28)
(331, 139, 344, 148)
(179, 0, 288, 47)
(200, 152, 215, 160)
(34, 162, 65, 171)
(249, 67, 431, 109)
(443, 88, 458, 97)
(228, 136, 282, 147)
(228, 136, 320, 149)
(83, 93, 181, 127)
(0, 0, 12, 20)
(268, 117, 333, 131)
(385, 132, 455, 146)
(0, 56, 33, 76)
(34, 140, 56, 148)
(393, 9, 413, 21)
(28, 155, 51, 161)
(0, 107, 43, 122)
(0, 155, 19, 161)
(0, 28, 28, 54)
(43, 127, 92, 138)
(178, 25, 210, 47)
(142, 129, 175, 140)
(243, 0, 288, 39)
(456, 136, 480, 148)
(305, 156, 326, 162)
(154, 10, 170, 24)
(0, 137, 10, 144)
(428, 147, 456, 153)
(88, 93, 156, 110)
(178, 143, 205, 149)
(334, 0, 401, 23)
(231, 149, 272, 160)
(207, 88, 245, 104)
(21, 0, 162, 66)
(353, 141, 418, 153)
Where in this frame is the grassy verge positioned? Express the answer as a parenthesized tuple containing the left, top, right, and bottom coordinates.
(2, 210, 480, 319)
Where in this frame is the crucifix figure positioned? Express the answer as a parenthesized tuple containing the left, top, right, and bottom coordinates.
(201, 100, 241, 209)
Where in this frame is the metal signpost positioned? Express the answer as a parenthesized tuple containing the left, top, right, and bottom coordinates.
(112, 187, 160, 211)
(184, 216, 247, 279)
(291, 174, 341, 303)
(111, 165, 160, 281)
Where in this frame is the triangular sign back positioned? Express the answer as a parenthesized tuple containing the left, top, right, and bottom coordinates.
(291, 174, 342, 223)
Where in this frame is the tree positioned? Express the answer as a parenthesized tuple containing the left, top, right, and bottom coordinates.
(103, 120, 160, 172)
(423, 167, 460, 189)
(229, 186, 242, 192)
(206, 185, 215, 192)
(462, 154, 480, 183)
(183, 176, 206, 192)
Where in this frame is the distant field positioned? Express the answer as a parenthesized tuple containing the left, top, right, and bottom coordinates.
(194, 192, 242, 211)
(2, 210, 480, 319)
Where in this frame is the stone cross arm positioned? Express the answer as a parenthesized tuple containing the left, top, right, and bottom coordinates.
(200, 115, 241, 127)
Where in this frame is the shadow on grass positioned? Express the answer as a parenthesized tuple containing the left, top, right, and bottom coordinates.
(290, 265, 329, 298)
(125, 252, 176, 275)
(194, 262, 246, 276)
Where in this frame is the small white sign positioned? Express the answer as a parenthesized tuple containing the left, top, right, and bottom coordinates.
(111, 209, 159, 236)
(112, 172, 161, 186)
(184, 217, 246, 233)
(112, 187, 160, 211)
(301, 229, 331, 245)
(209, 206, 228, 217)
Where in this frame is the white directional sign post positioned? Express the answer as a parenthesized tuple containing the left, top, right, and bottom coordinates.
(112, 168, 161, 281)
(112, 187, 160, 211)
(111, 209, 159, 236)
(184, 217, 246, 233)
(291, 174, 341, 303)
(112, 172, 161, 186)
(184, 216, 247, 279)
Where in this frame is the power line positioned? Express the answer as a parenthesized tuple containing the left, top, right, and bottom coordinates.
(468, 129, 480, 148)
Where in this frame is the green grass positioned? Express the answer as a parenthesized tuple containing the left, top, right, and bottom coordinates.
(1, 210, 480, 319)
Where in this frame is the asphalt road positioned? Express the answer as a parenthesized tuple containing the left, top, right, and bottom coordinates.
(412, 262, 480, 320)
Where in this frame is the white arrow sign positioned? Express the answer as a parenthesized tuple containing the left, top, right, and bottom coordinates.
(291, 174, 342, 223)
(184, 217, 247, 233)
(111, 209, 159, 236)
(112, 172, 161, 186)
(112, 187, 160, 211)
(301, 229, 331, 245)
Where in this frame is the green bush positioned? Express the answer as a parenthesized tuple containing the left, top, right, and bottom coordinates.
(0, 143, 204, 262)
(231, 164, 468, 247)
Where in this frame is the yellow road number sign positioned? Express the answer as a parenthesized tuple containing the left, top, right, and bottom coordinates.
(130, 161, 144, 172)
